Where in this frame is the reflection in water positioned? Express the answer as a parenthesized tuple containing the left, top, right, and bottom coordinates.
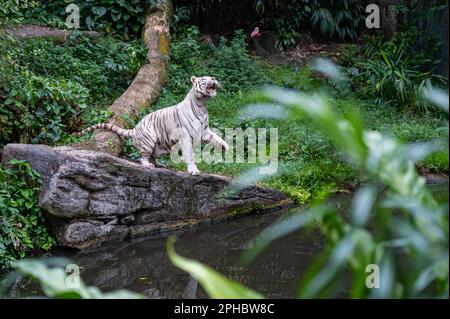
(68, 204, 325, 299)
(11, 183, 448, 299)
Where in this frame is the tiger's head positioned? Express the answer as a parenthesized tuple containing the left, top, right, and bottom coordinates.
(191, 76, 221, 99)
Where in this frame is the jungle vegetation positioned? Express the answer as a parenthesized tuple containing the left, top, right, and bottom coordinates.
(0, 0, 448, 299)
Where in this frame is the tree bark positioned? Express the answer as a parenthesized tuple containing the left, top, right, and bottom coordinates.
(2, 25, 100, 43)
(90, 0, 172, 155)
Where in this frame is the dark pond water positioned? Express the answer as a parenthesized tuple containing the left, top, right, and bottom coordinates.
(6, 183, 449, 299)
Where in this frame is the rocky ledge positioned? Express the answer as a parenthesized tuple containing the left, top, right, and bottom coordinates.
(1, 144, 291, 249)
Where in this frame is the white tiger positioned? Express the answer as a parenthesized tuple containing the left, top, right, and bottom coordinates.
(78, 76, 229, 175)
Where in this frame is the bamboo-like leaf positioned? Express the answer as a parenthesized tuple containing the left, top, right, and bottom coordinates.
(299, 235, 356, 298)
(422, 85, 449, 112)
(12, 259, 143, 299)
(351, 185, 377, 227)
(240, 206, 330, 265)
(167, 237, 264, 299)
(241, 103, 288, 120)
(311, 58, 346, 82)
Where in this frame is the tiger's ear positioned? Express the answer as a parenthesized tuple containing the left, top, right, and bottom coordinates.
(190, 76, 197, 84)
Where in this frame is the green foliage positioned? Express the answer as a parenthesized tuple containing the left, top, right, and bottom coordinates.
(339, 44, 360, 68)
(162, 26, 205, 97)
(168, 0, 365, 52)
(347, 23, 448, 113)
(29, 0, 161, 38)
(4, 71, 89, 144)
(206, 30, 269, 92)
(0, 0, 37, 27)
(82, 0, 160, 38)
(269, 1, 309, 50)
(163, 27, 268, 97)
(168, 61, 449, 299)
(0, 33, 146, 147)
(253, 0, 365, 49)
(3, 259, 144, 298)
(310, 0, 365, 41)
(356, 35, 447, 112)
(171, 6, 191, 33)
(254, 0, 365, 49)
(0, 160, 55, 269)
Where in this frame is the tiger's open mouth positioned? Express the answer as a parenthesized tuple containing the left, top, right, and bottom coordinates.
(206, 82, 218, 96)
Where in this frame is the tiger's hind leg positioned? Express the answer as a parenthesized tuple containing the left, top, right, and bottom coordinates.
(136, 139, 156, 168)
(133, 127, 160, 169)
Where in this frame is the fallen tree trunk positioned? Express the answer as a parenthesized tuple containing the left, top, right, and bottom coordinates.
(90, 1, 172, 155)
(2, 24, 101, 43)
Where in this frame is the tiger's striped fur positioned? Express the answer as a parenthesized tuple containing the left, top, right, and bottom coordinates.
(78, 76, 229, 175)
(76, 123, 132, 138)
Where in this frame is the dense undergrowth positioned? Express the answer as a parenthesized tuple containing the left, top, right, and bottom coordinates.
(21, 0, 366, 48)
(0, 32, 146, 147)
(0, 160, 55, 269)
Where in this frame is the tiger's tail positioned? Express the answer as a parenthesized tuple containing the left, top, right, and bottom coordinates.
(73, 123, 133, 138)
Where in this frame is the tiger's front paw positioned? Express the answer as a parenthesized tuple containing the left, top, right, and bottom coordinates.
(187, 164, 200, 176)
(139, 158, 155, 168)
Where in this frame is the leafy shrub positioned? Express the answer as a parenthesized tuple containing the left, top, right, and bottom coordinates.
(255, 0, 366, 46)
(0, 160, 55, 269)
(206, 30, 269, 92)
(162, 26, 205, 97)
(82, 0, 161, 38)
(0, 34, 146, 147)
(170, 6, 191, 33)
(159, 26, 268, 99)
(310, 0, 365, 41)
(357, 33, 447, 112)
(3, 71, 89, 145)
(339, 44, 360, 68)
(263, 1, 311, 50)
(0, 0, 37, 27)
(7, 34, 145, 102)
(29, 0, 160, 38)
(166, 0, 366, 51)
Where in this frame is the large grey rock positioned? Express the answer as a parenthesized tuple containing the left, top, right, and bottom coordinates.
(1, 144, 291, 249)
